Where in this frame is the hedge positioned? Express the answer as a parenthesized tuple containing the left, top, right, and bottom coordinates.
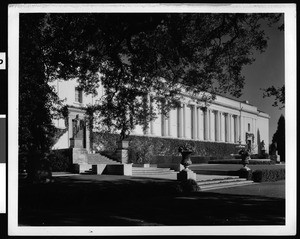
(251, 168, 285, 182)
(209, 159, 276, 165)
(93, 132, 239, 161)
(48, 149, 73, 172)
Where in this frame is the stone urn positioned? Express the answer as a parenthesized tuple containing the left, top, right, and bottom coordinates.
(180, 151, 193, 169)
(239, 149, 251, 170)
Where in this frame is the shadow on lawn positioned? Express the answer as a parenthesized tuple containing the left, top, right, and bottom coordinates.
(19, 176, 285, 226)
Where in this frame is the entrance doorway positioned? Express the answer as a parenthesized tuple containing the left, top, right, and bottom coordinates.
(72, 116, 86, 148)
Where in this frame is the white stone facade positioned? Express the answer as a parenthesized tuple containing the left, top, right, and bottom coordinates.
(51, 78, 270, 154)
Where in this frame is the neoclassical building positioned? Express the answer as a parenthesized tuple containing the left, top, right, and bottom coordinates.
(51, 78, 269, 154)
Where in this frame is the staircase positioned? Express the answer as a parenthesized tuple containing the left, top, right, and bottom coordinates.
(80, 153, 120, 175)
(132, 167, 177, 177)
(78, 157, 255, 190)
(80, 168, 94, 175)
(197, 176, 254, 191)
(87, 153, 120, 165)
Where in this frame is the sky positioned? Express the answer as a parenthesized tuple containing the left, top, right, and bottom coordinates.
(236, 16, 285, 144)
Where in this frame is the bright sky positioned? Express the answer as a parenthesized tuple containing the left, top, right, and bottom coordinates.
(238, 16, 285, 144)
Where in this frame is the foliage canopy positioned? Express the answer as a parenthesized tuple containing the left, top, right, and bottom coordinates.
(21, 13, 282, 139)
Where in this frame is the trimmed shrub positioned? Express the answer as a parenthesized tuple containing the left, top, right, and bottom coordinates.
(251, 153, 270, 159)
(48, 149, 72, 172)
(92, 132, 239, 158)
(93, 132, 119, 152)
(239, 168, 252, 180)
(19, 151, 53, 183)
(179, 179, 200, 193)
(252, 168, 285, 182)
(128, 137, 155, 164)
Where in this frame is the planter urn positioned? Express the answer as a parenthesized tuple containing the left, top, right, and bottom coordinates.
(240, 149, 251, 171)
(180, 151, 193, 169)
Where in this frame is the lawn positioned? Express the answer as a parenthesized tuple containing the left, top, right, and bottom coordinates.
(18, 175, 285, 226)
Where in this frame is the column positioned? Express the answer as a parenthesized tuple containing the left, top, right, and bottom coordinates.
(219, 112, 223, 142)
(183, 103, 187, 138)
(150, 120, 154, 135)
(209, 109, 212, 141)
(215, 110, 220, 141)
(68, 116, 73, 139)
(165, 115, 169, 136)
(237, 115, 241, 143)
(228, 114, 232, 143)
(234, 115, 239, 143)
(86, 124, 90, 152)
(168, 112, 171, 136)
(197, 107, 201, 140)
(231, 115, 235, 143)
(178, 106, 183, 138)
(204, 109, 209, 140)
(240, 115, 243, 144)
(161, 115, 167, 136)
(192, 105, 197, 139)
(224, 113, 229, 142)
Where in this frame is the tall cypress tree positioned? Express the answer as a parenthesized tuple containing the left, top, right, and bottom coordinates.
(272, 115, 285, 162)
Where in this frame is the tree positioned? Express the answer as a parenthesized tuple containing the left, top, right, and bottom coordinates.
(272, 115, 285, 161)
(261, 16, 284, 110)
(19, 14, 63, 181)
(33, 13, 282, 138)
(262, 85, 285, 109)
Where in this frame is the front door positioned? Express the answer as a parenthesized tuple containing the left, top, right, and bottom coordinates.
(72, 117, 85, 148)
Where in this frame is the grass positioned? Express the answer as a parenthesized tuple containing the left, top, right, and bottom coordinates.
(19, 175, 285, 226)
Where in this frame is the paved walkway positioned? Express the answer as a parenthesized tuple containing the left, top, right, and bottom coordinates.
(52, 171, 238, 182)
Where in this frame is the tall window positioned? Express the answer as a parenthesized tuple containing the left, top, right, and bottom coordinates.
(248, 123, 251, 132)
(75, 87, 83, 103)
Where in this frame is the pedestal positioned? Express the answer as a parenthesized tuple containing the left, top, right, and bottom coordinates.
(240, 166, 251, 171)
(70, 138, 83, 148)
(115, 149, 129, 164)
(177, 169, 197, 181)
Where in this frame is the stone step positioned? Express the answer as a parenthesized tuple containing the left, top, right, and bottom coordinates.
(132, 167, 176, 176)
(193, 169, 238, 176)
(132, 168, 175, 172)
(80, 169, 94, 175)
(132, 172, 177, 176)
(87, 154, 120, 165)
(198, 180, 254, 191)
(197, 177, 243, 185)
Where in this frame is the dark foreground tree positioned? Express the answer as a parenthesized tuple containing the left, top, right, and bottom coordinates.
(36, 13, 282, 138)
(272, 115, 285, 161)
(19, 14, 62, 182)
